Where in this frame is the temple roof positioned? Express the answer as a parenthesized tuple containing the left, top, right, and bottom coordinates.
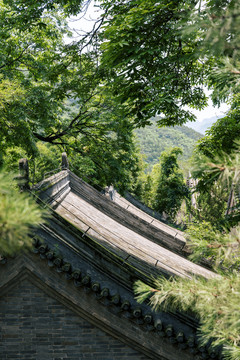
(0, 160, 220, 359)
(35, 169, 216, 280)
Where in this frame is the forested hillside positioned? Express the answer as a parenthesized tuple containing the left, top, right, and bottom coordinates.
(135, 120, 202, 170)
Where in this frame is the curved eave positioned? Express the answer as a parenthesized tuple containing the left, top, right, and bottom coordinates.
(34, 170, 217, 281)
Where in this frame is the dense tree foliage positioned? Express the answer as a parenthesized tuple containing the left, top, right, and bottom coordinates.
(0, 0, 144, 192)
(100, 0, 240, 127)
(189, 108, 240, 228)
(0, 171, 46, 256)
(203, 0, 240, 106)
(190, 142, 240, 227)
(135, 271, 240, 360)
(197, 111, 240, 157)
(134, 146, 190, 224)
(153, 147, 190, 220)
(100, 0, 208, 126)
(1, 0, 239, 185)
(135, 145, 240, 359)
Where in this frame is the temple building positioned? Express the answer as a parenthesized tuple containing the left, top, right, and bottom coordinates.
(0, 155, 218, 360)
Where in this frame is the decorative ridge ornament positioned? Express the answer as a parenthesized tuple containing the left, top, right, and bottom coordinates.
(18, 158, 30, 191)
(61, 152, 69, 170)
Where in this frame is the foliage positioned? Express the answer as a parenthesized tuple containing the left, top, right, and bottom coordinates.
(134, 138, 240, 360)
(153, 147, 190, 220)
(100, 0, 208, 126)
(197, 110, 240, 157)
(0, 0, 95, 153)
(138, 174, 153, 207)
(31, 143, 63, 184)
(192, 149, 239, 188)
(189, 141, 240, 226)
(100, 0, 240, 130)
(0, 0, 67, 155)
(186, 221, 240, 272)
(0, 146, 27, 171)
(0, 0, 144, 193)
(0, 171, 46, 256)
(66, 118, 144, 193)
(2, 143, 63, 185)
(192, 183, 228, 225)
(3, 0, 86, 18)
(134, 273, 240, 359)
(187, 144, 240, 260)
(202, 1, 240, 106)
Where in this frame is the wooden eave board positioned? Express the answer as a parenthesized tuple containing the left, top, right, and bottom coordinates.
(68, 172, 185, 253)
(114, 192, 186, 242)
(55, 191, 216, 280)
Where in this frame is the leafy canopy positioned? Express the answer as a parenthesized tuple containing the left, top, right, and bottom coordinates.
(152, 147, 190, 220)
(100, 0, 208, 127)
(0, 171, 46, 256)
(135, 144, 240, 360)
(100, 0, 240, 129)
(134, 272, 240, 360)
(0, 0, 144, 191)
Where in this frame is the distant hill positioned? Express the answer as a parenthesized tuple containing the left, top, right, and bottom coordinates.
(186, 116, 218, 134)
(135, 121, 203, 171)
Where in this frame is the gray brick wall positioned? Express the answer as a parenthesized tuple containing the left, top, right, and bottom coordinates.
(0, 280, 150, 360)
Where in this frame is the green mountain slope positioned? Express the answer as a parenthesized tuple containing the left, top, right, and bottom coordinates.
(135, 120, 203, 171)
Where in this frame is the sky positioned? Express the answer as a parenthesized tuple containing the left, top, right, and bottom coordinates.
(66, 1, 100, 41)
(190, 101, 229, 123)
(185, 98, 229, 133)
(185, 89, 229, 133)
